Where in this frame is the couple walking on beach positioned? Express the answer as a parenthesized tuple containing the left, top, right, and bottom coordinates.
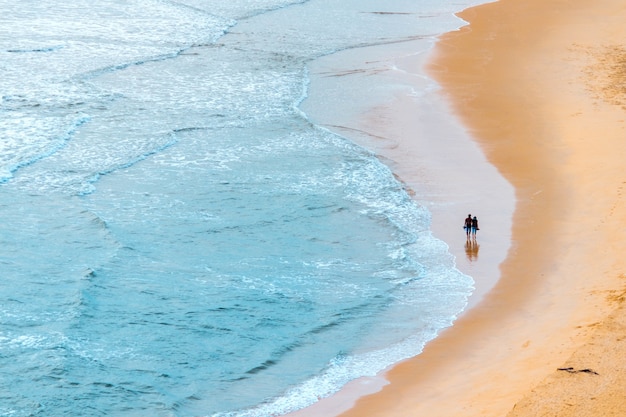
(464, 214, 479, 238)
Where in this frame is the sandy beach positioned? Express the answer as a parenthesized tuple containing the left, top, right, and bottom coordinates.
(291, 0, 626, 416)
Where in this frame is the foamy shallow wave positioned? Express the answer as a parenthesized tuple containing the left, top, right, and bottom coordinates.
(212, 250, 473, 417)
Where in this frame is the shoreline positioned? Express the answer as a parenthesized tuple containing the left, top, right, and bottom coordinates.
(288, 5, 514, 416)
(299, 33, 515, 309)
(292, 0, 626, 416)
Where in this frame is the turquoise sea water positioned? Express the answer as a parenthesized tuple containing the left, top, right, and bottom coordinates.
(1, 1, 486, 415)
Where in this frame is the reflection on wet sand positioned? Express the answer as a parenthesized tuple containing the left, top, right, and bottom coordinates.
(465, 237, 479, 262)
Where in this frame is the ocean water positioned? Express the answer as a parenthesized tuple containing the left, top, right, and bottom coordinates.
(1, 1, 486, 416)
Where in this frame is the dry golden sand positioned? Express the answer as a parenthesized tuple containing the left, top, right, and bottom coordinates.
(332, 0, 626, 416)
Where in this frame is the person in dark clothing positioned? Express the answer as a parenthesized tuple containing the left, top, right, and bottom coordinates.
(464, 214, 472, 237)
(471, 216, 479, 237)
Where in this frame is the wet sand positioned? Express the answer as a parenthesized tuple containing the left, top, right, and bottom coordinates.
(293, 0, 626, 415)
